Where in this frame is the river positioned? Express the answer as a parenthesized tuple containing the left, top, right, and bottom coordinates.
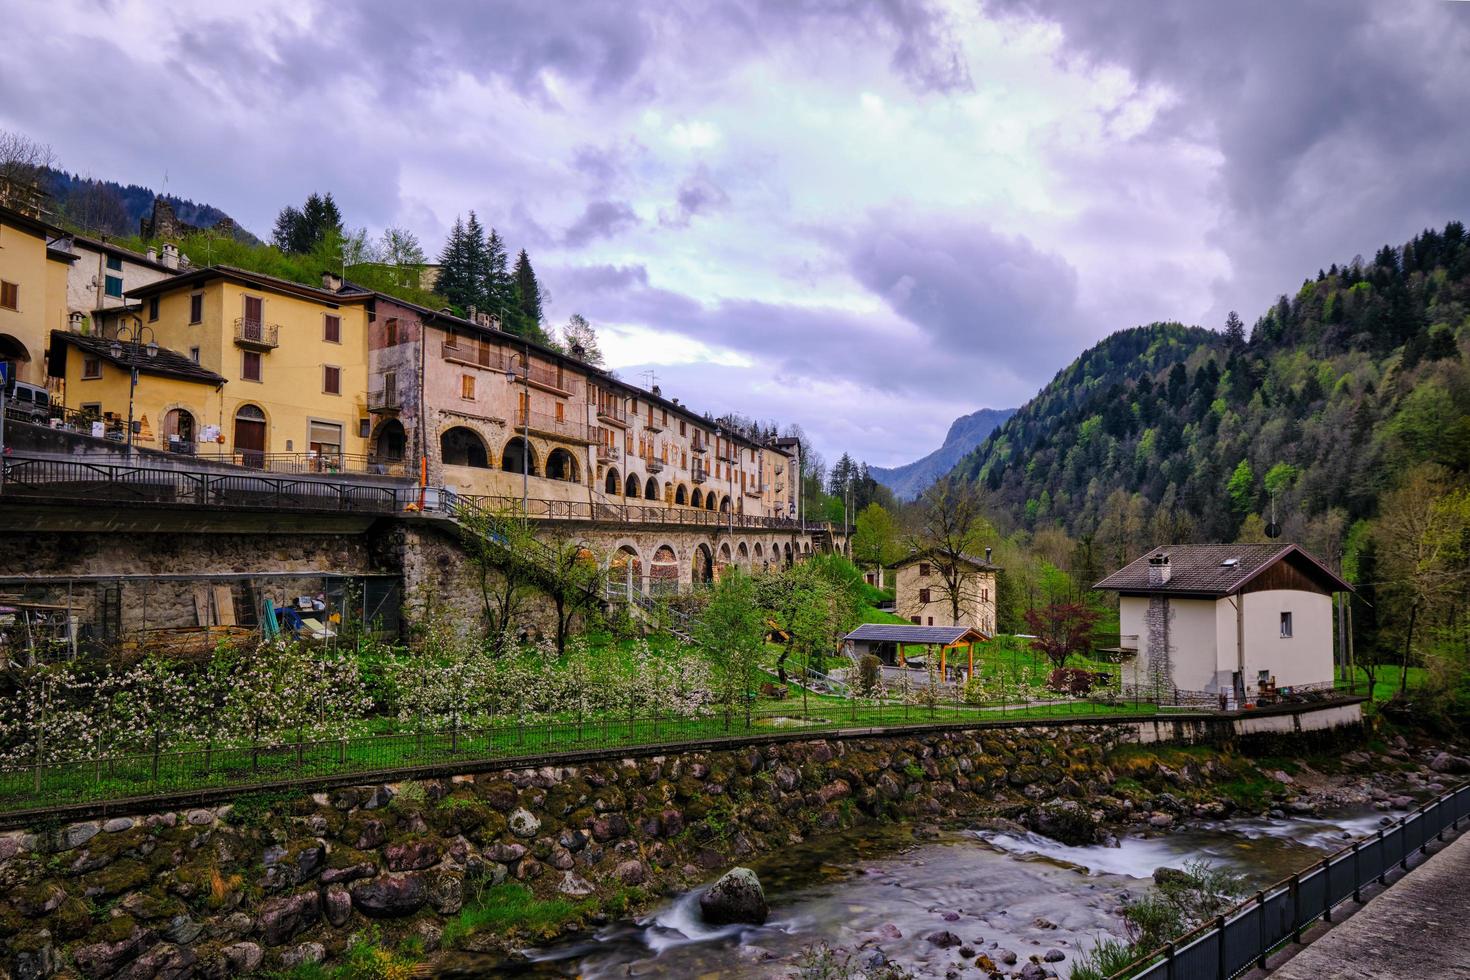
(441, 808, 1389, 978)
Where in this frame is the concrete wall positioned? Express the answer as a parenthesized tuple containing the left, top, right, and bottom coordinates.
(1242, 589, 1334, 691)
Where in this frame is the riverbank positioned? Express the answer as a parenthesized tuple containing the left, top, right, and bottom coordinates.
(0, 710, 1440, 980)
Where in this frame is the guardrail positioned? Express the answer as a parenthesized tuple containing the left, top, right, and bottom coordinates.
(1107, 782, 1470, 979)
(453, 492, 804, 529)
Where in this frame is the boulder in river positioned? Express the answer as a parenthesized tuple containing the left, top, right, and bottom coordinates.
(699, 867, 769, 925)
(1026, 799, 1100, 846)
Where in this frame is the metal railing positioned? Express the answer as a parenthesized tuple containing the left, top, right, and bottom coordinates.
(597, 402, 629, 426)
(0, 455, 408, 513)
(190, 450, 411, 476)
(0, 688, 1189, 818)
(597, 444, 621, 462)
(691, 464, 708, 484)
(642, 456, 665, 473)
(1107, 783, 1470, 979)
(516, 409, 591, 444)
(452, 492, 803, 529)
(233, 317, 280, 349)
(367, 386, 400, 412)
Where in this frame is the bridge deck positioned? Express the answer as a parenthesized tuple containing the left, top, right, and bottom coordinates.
(1271, 827, 1470, 979)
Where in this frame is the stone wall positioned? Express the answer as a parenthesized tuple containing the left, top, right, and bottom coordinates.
(0, 712, 1364, 978)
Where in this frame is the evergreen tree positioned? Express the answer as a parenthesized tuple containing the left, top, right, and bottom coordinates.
(510, 249, 544, 335)
(272, 192, 343, 255)
(1224, 311, 1246, 349)
(462, 211, 491, 314)
(485, 228, 514, 318)
(435, 217, 475, 312)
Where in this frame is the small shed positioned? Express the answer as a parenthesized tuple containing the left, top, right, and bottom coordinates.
(842, 623, 990, 680)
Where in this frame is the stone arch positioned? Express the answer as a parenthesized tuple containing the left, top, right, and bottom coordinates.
(706, 492, 717, 511)
(650, 544, 680, 595)
(718, 495, 731, 513)
(752, 542, 764, 560)
(233, 403, 268, 467)
(624, 473, 641, 498)
(605, 467, 621, 494)
(610, 544, 642, 590)
(162, 406, 196, 451)
(736, 541, 750, 566)
(717, 542, 732, 567)
(0, 333, 34, 384)
(372, 418, 408, 461)
(441, 426, 488, 468)
(691, 488, 703, 509)
(674, 484, 688, 505)
(644, 476, 659, 500)
(502, 436, 538, 477)
(783, 542, 793, 567)
(546, 447, 580, 483)
(692, 543, 714, 585)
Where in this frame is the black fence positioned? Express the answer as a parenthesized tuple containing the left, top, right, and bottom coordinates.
(1109, 783, 1470, 979)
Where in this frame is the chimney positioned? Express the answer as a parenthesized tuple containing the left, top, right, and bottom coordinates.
(160, 242, 180, 270)
(985, 547, 992, 564)
(651, 384, 662, 398)
(1147, 553, 1171, 587)
(145, 246, 157, 264)
(322, 271, 343, 292)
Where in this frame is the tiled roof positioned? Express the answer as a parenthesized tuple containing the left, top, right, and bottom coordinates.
(843, 624, 987, 645)
(49, 330, 226, 386)
(1092, 543, 1351, 595)
(892, 550, 1001, 572)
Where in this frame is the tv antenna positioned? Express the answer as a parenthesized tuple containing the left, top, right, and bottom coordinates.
(1265, 491, 1281, 539)
(640, 369, 659, 391)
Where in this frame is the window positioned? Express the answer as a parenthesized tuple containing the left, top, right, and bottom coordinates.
(323, 365, 341, 395)
(105, 255, 122, 272)
(189, 346, 200, 363)
(104, 275, 123, 298)
(1280, 612, 1293, 638)
(460, 374, 475, 400)
(555, 402, 564, 421)
(358, 418, 371, 438)
(680, 420, 686, 436)
(309, 421, 343, 458)
(323, 314, 341, 343)
(81, 402, 101, 417)
(1, 280, 18, 310)
(919, 562, 931, 577)
(242, 350, 262, 382)
(919, 588, 931, 604)
(189, 293, 203, 324)
(384, 317, 399, 346)
(927, 617, 933, 626)
(82, 356, 102, 379)
(910, 616, 921, 625)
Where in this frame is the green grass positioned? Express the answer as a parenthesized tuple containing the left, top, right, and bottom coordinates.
(1335, 666, 1429, 702)
(442, 883, 591, 946)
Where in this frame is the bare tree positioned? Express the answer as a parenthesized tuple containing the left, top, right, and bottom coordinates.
(561, 313, 605, 366)
(908, 476, 993, 623)
(0, 129, 55, 189)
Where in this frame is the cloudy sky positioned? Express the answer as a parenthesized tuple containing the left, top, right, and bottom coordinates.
(4, 1, 1468, 467)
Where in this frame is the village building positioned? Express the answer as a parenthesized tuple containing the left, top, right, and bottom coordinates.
(892, 550, 999, 634)
(0, 203, 74, 387)
(1093, 543, 1352, 707)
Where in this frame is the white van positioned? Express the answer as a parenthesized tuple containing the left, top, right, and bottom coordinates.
(3, 380, 51, 422)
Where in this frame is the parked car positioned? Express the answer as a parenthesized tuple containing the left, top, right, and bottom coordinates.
(3, 380, 51, 422)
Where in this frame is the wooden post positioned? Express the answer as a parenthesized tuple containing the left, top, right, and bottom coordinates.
(968, 643, 974, 682)
(940, 646, 946, 676)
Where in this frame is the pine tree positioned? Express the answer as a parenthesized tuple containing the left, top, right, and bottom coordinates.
(435, 217, 475, 312)
(511, 249, 543, 334)
(1224, 311, 1246, 349)
(272, 192, 344, 254)
(485, 228, 514, 318)
(462, 211, 491, 315)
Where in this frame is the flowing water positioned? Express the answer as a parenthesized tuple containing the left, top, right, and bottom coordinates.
(439, 808, 1392, 978)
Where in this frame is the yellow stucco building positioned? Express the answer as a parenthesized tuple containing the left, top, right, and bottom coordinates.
(0, 203, 75, 386)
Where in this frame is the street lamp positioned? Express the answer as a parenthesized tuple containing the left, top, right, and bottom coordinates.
(503, 342, 531, 512)
(110, 319, 157, 453)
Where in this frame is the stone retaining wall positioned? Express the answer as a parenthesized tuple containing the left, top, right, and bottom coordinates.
(0, 713, 1363, 979)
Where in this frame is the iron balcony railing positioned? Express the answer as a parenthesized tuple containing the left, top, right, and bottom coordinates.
(510, 362, 580, 397)
(691, 464, 708, 484)
(367, 386, 400, 412)
(450, 492, 804, 529)
(233, 317, 280, 349)
(645, 415, 665, 433)
(441, 341, 497, 368)
(597, 401, 629, 427)
(516, 410, 591, 445)
(597, 444, 621, 462)
(642, 456, 665, 473)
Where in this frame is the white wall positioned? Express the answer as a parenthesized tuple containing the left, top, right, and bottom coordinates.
(1168, 597, 1220, 692)
(66, 244, 174, 316)
(1242, 589, 1334, 691)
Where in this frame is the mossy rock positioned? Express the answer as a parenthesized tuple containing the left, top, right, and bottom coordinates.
(92, 912, 140, 944)
(50, 897, 95, 941)
(119, 886, 185, 923)
(82, 858, 150, 898)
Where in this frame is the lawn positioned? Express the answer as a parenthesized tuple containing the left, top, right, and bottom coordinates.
(1335, 665, 1430, 702)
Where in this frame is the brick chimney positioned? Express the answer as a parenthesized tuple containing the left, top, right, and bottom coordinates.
(322, 271, 343, 292)
(160, 243, 180, 270)
(1147, 553, 1171, 587)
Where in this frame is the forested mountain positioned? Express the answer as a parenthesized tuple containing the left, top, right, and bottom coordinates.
(954, 222, 1470, 580)
(39, 168, 257, 242)
(871, 407, 1015, 500)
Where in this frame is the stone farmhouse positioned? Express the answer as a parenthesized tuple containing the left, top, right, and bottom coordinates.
(892, 550, 1000, 635)
(1094, 543, 1353, 708)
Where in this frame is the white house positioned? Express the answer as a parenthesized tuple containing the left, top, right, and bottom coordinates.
(1093, 544, 1352, 708)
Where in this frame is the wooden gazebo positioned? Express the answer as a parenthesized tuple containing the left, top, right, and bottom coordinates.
(842, 624, 990, 681)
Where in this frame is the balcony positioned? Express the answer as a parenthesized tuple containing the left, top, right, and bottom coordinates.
(643, 457, 665, 474)
(645, 415, 665, 433)
(441, 341, 497, 369)
(511, 362, 580, 398)
(774, 482, 784, 494)
(367, 385, 401, 414)
(744, 483, 765, 497)
(597, 402, 629, 428)
(516, 410, 592, 445)
(234, 317, 279, 350)
(691, 464, 708, 484)
(691, 436, 707, 453)
(716, 447, 738, 464)
(598, 444, 621, 462)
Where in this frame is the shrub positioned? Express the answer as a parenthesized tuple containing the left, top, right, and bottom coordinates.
(1048, 667, 1109, 696)
(856, 655, 882, 697)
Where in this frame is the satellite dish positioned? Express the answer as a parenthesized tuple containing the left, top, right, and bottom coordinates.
(1265, 522, 1282, 539)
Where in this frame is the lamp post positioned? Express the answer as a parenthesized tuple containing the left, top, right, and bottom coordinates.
(504, 342, 531, 512)
(110, 319, 158, 453)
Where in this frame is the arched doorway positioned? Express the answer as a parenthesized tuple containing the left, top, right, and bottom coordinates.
(0, 334, 32, 384)
(624, 473, 641, 498)
(718, 495, 731, 513)
(691, 488, 703, 508)
(783, 542, 794, 567)
(162, 408, 195, 453)
(645, 477, 659, 501)
(233, 404, 267, 467)
(373, 419, 407, 462)
(716, 542, 732, 580)
(752, 542, 764, 562)
(502, 436, 538, 477)
(737, 542, 749, 567)
(441, 426, 489, 467)
(693, 543, 714, 586)
(706, 492, 717, 511)
(650, 545, 679, 595)
(546, 448, 579, 483)
(605, 467, 621, 494)
(674, 485, 688, 506)
(610, 545, 642, 596)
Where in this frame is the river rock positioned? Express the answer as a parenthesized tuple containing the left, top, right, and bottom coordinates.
(72, 922, 150, 977)
(927, 930, 962, 948)
(699, 867, 769, 925)
(121, 942, 196, 979)
(384, 838, 441, 871)
(558, 872, 595, 896)
(1148, 812, 1175, 829)
(1430, 752, 1470, 774)
(280, 942, 325, 969)
(1027, 799, 1099, 846)
(103, 817, 135, 834)
(508, 808, 541, 838)
(1018, 964, 1048, 980)
(1044, 949, 1066, 962)
(351, 873, 428, 918)
(256, 891, 320, 946)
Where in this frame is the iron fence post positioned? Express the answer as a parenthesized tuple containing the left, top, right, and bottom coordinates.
(1215, 913, 1226, 978)
(1353, 842, 1362, 902)
(1291, 873, 1302, 943)
(1255, 890, 1267, 968)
